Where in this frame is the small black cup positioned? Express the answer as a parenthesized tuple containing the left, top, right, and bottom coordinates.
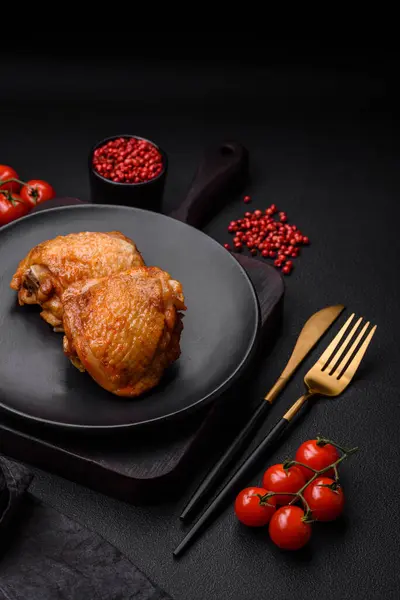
(88, 135, 168, 212)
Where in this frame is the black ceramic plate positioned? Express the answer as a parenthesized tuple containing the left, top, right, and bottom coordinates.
(0, 205, 259, 432)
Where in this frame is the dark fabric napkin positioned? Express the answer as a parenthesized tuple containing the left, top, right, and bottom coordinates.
(0, 455, 172, 600)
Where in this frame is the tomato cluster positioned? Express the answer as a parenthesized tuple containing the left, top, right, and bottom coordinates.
(234, 438, 348, 551)
(0, 164, 55, 226)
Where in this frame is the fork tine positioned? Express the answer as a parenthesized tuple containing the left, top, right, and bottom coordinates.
(318, 313, 355, 369)
(326, 316, 363, 373)
(338, 325, 377, 381)
(330, 319, 368, 376)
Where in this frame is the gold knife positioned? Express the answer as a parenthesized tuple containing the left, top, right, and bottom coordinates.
(265, 304, 345, 403)
(179, 304, 345, 522)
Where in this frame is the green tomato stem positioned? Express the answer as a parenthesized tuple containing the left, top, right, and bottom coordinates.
(0, 189, 29, 206)
(0, 177, 28, 187)
(259, 440, 358, 517)
(0, 178, 38, 205)
(316, 435, 356, 455)
(283, 460, 319, 473)
(288, 449, 357, 505)
(333, 464, 339, 481)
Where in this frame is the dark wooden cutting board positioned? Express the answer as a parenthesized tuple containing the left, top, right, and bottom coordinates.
(0, 142, 284, 503)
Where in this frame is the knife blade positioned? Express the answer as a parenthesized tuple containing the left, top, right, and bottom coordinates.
(265, 304, 345, 403)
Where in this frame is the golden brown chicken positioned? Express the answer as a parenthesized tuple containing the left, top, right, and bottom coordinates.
(10, 231, 144, 330)
(62, 266, 186, 397)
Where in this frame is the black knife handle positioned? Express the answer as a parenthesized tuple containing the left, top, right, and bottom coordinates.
(169, 141, 249, 229)
(180, 400, 271, 522)
(174, 417, 290, 557)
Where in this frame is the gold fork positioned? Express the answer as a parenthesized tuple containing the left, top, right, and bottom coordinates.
(174, 312, 377, 557)
(284, 313, 377, 421)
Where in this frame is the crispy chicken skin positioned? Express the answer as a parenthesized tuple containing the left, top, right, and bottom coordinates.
(10, 231, 144, 330)
(62, 267, 186, 397)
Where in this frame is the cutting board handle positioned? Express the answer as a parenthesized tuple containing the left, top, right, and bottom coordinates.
(169, 141, 249, 229)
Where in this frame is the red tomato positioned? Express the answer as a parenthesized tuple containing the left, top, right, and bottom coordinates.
(295, 440, 340, 480)
(303, 477, 345, 521)
(0, 193, 30, 226)
(262, 463, 306, 505)
(20, 179, 55, 208)
(0, 165, 20, 193)
(234, 487, 277, 527)
(269, 505, 312, 550)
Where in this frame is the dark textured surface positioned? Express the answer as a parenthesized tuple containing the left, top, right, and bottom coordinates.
(1, 49, 400, 599)
(0, 459, 171, 600)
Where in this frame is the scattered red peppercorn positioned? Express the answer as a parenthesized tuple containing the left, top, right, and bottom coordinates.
(223, 200, 309, 273)
(92, 137, 163, 184)
(243, 195, 251, 204)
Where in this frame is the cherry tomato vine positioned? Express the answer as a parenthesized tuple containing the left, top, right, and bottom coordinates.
(259, 436, 358, 523)
(0, 166, 55, 226)
(0, 177, 55, 207)
(235, 436, 358, 551)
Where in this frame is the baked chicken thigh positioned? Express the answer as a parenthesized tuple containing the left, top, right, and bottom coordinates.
(62, 266, 186, 397)
(10, 231, 144, 330)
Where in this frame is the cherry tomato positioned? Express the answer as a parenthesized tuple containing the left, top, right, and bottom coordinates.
(234, 487, 277, 527)
(0, 165, 20, 193)
(295, 440, 340, 480)
(20, 179, 55, 208)
(269, 505, 312, 550)
(0, 193, 30, 226)
(303, 477, 345, 521)
(262, 463, 306, 505)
